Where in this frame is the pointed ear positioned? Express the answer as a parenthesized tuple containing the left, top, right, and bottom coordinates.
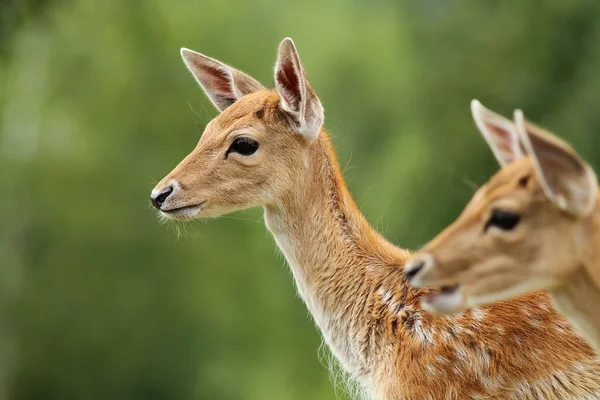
(180, 48, 264, 112)
(514, 109, 597, 216)
(471, 100, 525, 167)
(274, 38, 324, 141)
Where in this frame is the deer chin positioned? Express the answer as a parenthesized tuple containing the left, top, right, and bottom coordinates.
(420, 284, 465, 315)
(161, 201, 207, 221)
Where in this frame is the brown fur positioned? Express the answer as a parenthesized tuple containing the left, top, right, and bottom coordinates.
(152, 44, 600, 398)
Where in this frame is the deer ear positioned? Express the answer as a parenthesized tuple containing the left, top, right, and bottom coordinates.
(274, 38, 324, 141)
(471, 100, 525, 167)
(180, 48, 264, 112)
(514, 109, 597, 217)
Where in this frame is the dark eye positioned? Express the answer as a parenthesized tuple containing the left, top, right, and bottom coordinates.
(485, 209, 520, 231)
(228, 137, 259, 156)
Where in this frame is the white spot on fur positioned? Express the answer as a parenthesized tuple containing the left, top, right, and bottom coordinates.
(378, 287, 393, 304)
(529, 318, 543, 329)
(478, 348, 491, 369)
(478, 374, 496, 392)
(378, 286, 403, 316)
(538, 302, 550, 311)
(471, 308, 486, 322)
(435, 355, 450, 364)
(554, 321, 571, 334)
(440, 329, 452, 341)
(412, 317, 436, 344)
(455, 346, 469, 363)
(573, 361, 588, 374)
(426, 363, 438, 377)
(447, 324, 464, 336)
(452, 364, 463, 377)
(513, 380, 534, 397)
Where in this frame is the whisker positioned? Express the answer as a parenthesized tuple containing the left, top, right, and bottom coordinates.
(342, 152, 355, 174)
(459, 175, 480, 193)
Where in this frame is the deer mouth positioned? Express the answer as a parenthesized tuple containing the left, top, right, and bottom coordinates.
(161, 201, 207, 220)
(420, 284, 464, 315)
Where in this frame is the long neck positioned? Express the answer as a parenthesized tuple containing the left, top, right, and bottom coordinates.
(263, 133, 410, 374)
(550, 199, 600, 351)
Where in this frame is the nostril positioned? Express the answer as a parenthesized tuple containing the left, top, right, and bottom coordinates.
(404, 260, 425, 281)
(151, 186, 174, 209)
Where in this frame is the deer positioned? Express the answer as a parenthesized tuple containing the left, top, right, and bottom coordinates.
(150, 39, 600, 399)
(404, 100, 600, 352)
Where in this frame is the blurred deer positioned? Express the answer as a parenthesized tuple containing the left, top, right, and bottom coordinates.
(151, 41, 600, 398)
(405, 100, 600, 350)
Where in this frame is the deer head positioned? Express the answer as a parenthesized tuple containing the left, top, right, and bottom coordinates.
(150, 38, 324, 220)
(403, 100, 598, 314)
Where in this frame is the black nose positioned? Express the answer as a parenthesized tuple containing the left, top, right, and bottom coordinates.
(404, 260, 425, 281)
(151, 186, 173, 209)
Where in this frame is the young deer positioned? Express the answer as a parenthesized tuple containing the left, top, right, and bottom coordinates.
(151, 40, 600, 399)
(405, 100, 600, 351)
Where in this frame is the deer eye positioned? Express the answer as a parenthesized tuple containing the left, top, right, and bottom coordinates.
(485, 209, 520, 231)
(228, 137, 259, 156)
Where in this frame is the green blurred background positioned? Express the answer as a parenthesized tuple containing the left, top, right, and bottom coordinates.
(2, 1, 600, 399)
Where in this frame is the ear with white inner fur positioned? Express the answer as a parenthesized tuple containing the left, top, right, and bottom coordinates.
(274, 38, 324, 141)
(180, 48, 265, 112)
(471, 100, 525, 167)
(514, 109, 598, 217)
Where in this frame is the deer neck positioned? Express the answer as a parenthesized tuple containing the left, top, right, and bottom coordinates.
(550, 202, 600, 351)
(263, 132, 408, 373)
(550, 268, 600, 350)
